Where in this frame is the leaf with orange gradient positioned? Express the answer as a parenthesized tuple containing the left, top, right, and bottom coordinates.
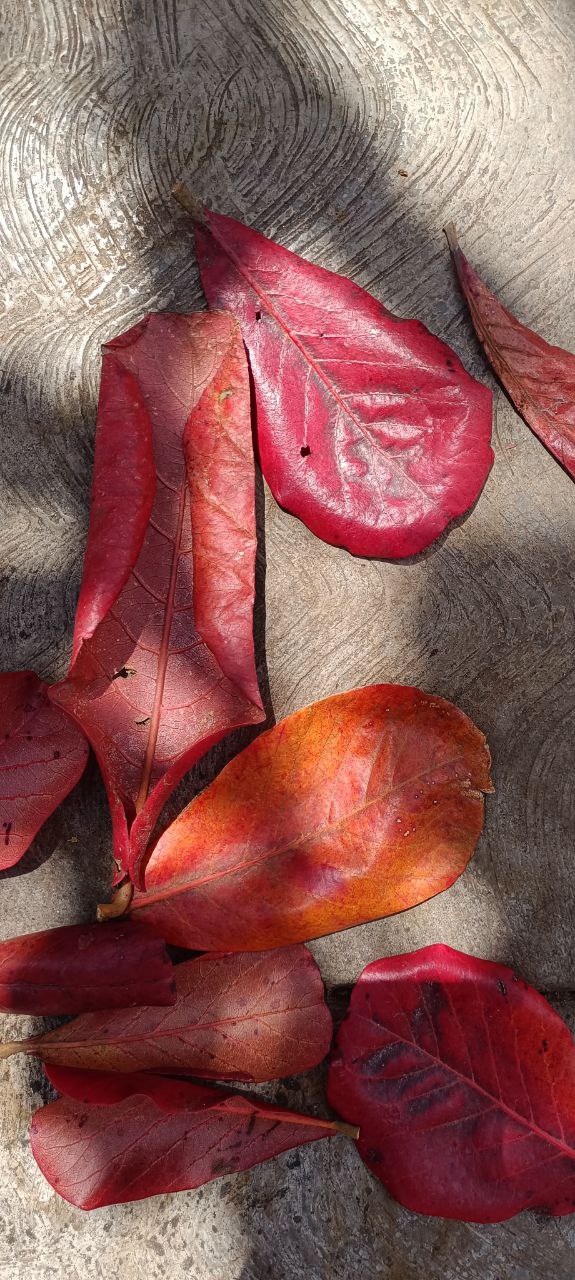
(127, 684, 492, 950)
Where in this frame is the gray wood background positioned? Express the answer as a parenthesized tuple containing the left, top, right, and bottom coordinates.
(1, 1, 574, 1276)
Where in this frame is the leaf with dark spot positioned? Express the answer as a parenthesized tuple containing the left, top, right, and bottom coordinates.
(328, 944, 575, 1222)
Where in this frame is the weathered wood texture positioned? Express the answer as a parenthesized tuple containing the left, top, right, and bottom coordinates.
(1, 0, 575, 1276)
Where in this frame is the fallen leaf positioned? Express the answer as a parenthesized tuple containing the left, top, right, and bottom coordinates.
(127, 684, 492, 950)
(0, 920, 175, 1015)
(0, 672, 88, 871)
(446, 223, 575, 479)
(327, 944, 575, 1222)
(4, 945, 331, 1080)
(31, 1068, 355, 1207)
(49, 313, 264, 884)
(175, 187, 493, 558)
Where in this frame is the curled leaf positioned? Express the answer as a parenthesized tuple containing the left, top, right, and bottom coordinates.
(0, 920, 174, 1015)
(31, 1068, 353, 1207)
(328, 945, 575, 1222)
(0, 672, 88, 871)
(446, 223, 575, 479)
(4, 945, 331, 1081)
(128, 684, 492, 950)
(178, 188, 493, 558)
(50, 313, 264, 884)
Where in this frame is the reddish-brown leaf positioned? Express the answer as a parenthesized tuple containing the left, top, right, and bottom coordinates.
(446, 223, 575, 479)
(31, 1068, 353, 1207)
(178, 188, 493, 558)
(0, 921, 175, 1015)
(4, 945, 331, 1080)
(49, 313, 264, 884)
(0, 671, 88, 871)
(127, 684, 492, 950)
(328, 945, 575, 1223)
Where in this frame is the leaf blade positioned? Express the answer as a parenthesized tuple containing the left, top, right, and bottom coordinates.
(31, 1070, 343, 1207)
(327, 944, 575, 1222)
(50, 313, 264, 881)
(0, 671, 88, 870)
(446, 223, 575, 479)
(191, 201, 493, 558)
(0, 921, 175, 1015)
(14, 945, 332, 1081)
(128, 684, 492, 950)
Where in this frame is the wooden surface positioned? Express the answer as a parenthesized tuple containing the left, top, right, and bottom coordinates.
(1, 1, 575, 1276)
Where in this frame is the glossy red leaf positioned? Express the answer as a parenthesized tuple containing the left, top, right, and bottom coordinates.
(4, 944, 331, 1080)
(31, 1068, 354, 1207)
(0, 671, 88, 871)
(127, 684, 492, 951)
(50, 312, 264, 884)
(327, 945, 575, 1223)
(177, 187, 493, 558)
(446, 223, 575, 479)
(0, 920, 175, 1015)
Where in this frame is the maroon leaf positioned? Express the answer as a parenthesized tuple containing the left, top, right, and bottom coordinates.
(327, 945, 575, 1222)
(0, 920, 175, 1014)
(446, 223, 575, 479)
(50, 313, 264, 884)
(31, 1068, 355, 1207)
(175, 186, 493, 558)
(0, 671, 88, 871)
(3, 944, 331, 1080)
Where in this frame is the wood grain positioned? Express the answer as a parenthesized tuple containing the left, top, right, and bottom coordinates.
(1, 0, 575, 1275)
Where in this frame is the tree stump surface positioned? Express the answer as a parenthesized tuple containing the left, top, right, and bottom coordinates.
(1, 2, 574, 1276)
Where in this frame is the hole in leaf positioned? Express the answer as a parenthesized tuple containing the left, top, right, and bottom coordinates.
(300, 446, 311, 457)
(255, 310, 262, 322)
(112, 666, 136, 680)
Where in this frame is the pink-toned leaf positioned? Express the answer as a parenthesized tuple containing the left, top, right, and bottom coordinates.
(50, 313, 264, 884)
(446, 223, 575, 479)
(5, 944, 331, 1080)
(31, 1068, 352, 1207)
(180, 190, 493, 558)
(0, 671, 88, 871)
(0, 920, 175, 1015)
(327, 945, 575, 1223)
(127, 684, 492, 951)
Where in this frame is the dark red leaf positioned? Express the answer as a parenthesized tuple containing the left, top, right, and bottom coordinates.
(0, 920, 174, 1015)
(327, 945, 575, 1222)
(31, 1068, 354, 1207)
(4, 944, 331, 1080)
(127, 684, 492, 950)
(50, 313, 264, 884)
(178, 188, 493, 558)
(0, 671, 88, 871)
(446, 223, 575, 479)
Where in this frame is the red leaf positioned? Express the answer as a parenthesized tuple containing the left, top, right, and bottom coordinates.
(327, 945, 575, 1223)
(446, 223, 575, 479)
(31, 1068, 352, 1207)
(0, 671, 88, 871)
(0, 920, 175, 1014)
(5, 945, 331, 1080)
(50, 313, 264, 883)
(127, 685, 492, 950)
(181, 190, 493, 558)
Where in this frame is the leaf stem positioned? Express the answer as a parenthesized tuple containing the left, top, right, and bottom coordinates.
(0, 1042, 22, 1060)
(443, 221, 459, 253)
(172, 183, 207, 225)
(97, 880, 134, 920)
